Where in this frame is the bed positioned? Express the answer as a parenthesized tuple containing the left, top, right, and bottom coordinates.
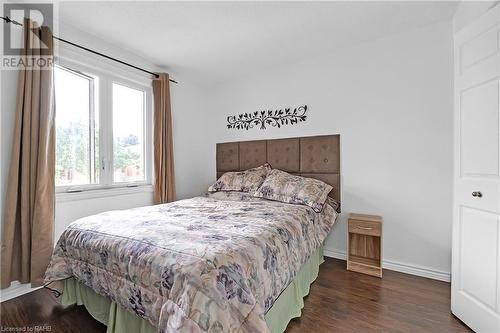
(44, 135, 341, 333)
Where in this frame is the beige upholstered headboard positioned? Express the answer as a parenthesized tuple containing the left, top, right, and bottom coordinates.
(216, 135, 341, 204)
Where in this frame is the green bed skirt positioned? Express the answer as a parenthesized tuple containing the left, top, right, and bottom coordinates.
(62, 246, 324, 333)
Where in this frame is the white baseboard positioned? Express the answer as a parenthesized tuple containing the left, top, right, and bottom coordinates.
(323, 247, 451, 282)
(0, 281, 41, 302)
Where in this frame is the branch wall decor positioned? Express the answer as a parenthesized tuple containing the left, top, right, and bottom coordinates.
(227, 105, 307, 130)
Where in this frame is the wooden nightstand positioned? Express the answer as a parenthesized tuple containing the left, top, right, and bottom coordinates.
(347, 213, 383, 278)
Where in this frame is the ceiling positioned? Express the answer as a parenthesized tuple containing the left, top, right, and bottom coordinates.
(58, 1, 459, 84)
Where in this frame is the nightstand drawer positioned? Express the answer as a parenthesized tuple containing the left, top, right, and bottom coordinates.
(348, 220, 381, 236)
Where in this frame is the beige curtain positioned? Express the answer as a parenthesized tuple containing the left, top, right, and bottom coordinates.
(152, 73, 175, 204)
(1, 19, 55, 289)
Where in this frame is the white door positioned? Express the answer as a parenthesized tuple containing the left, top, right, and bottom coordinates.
(452, 4, 500, 333)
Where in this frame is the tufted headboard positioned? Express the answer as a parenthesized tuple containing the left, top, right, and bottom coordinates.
(216, 135, 341, 205)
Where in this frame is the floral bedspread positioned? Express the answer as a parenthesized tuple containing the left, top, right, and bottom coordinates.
(44, 192, 337, 333)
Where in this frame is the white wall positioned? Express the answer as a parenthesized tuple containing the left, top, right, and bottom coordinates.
(0, 60, 18, 243)
(0, 17, 19, 242)
(206, 22, 454, 280)
(171, 81, 215, 200)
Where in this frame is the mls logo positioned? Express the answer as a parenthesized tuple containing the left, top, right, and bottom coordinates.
(3, 3, 53, 56)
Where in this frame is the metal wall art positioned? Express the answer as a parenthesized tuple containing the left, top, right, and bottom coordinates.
(227, 105, 307, 130)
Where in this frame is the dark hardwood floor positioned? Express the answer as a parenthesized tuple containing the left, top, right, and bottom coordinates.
(1, 258, 471, 333)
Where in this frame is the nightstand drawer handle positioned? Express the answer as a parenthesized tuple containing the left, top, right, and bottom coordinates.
(356, 226, 373, 230)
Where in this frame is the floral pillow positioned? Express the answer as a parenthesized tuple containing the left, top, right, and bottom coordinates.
(208, 163, 272, 194)
(326, 197, 341, 213)
(253, 169, 333, 212)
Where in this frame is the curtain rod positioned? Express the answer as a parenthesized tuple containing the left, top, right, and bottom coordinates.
(1, 16, 178, 84)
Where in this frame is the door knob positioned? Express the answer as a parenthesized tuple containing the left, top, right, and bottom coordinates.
(472, 191, 483, 198)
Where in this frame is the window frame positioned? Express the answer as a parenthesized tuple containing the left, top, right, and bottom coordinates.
(55, 51, 153, 196)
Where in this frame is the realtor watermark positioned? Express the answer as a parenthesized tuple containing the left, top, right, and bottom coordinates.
(2, 3, 54, 70)
(0, 325, 52, 332)
(2, 55, 54, 69)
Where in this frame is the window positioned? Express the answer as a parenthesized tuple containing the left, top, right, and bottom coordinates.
(112, 83, 145, 183)
(54, 61, 152, 193)
(54, 66, 98, 186)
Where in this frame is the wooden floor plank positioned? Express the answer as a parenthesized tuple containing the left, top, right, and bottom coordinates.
(0, 258, 471, 332)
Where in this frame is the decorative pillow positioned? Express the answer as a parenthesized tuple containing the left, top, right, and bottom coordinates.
(253, 169, 333, 212)
(326, 197, 341, 213)
(208, 163, 272, 194)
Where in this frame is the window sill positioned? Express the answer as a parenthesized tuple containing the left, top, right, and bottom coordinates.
(56, 185, 154, 203)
